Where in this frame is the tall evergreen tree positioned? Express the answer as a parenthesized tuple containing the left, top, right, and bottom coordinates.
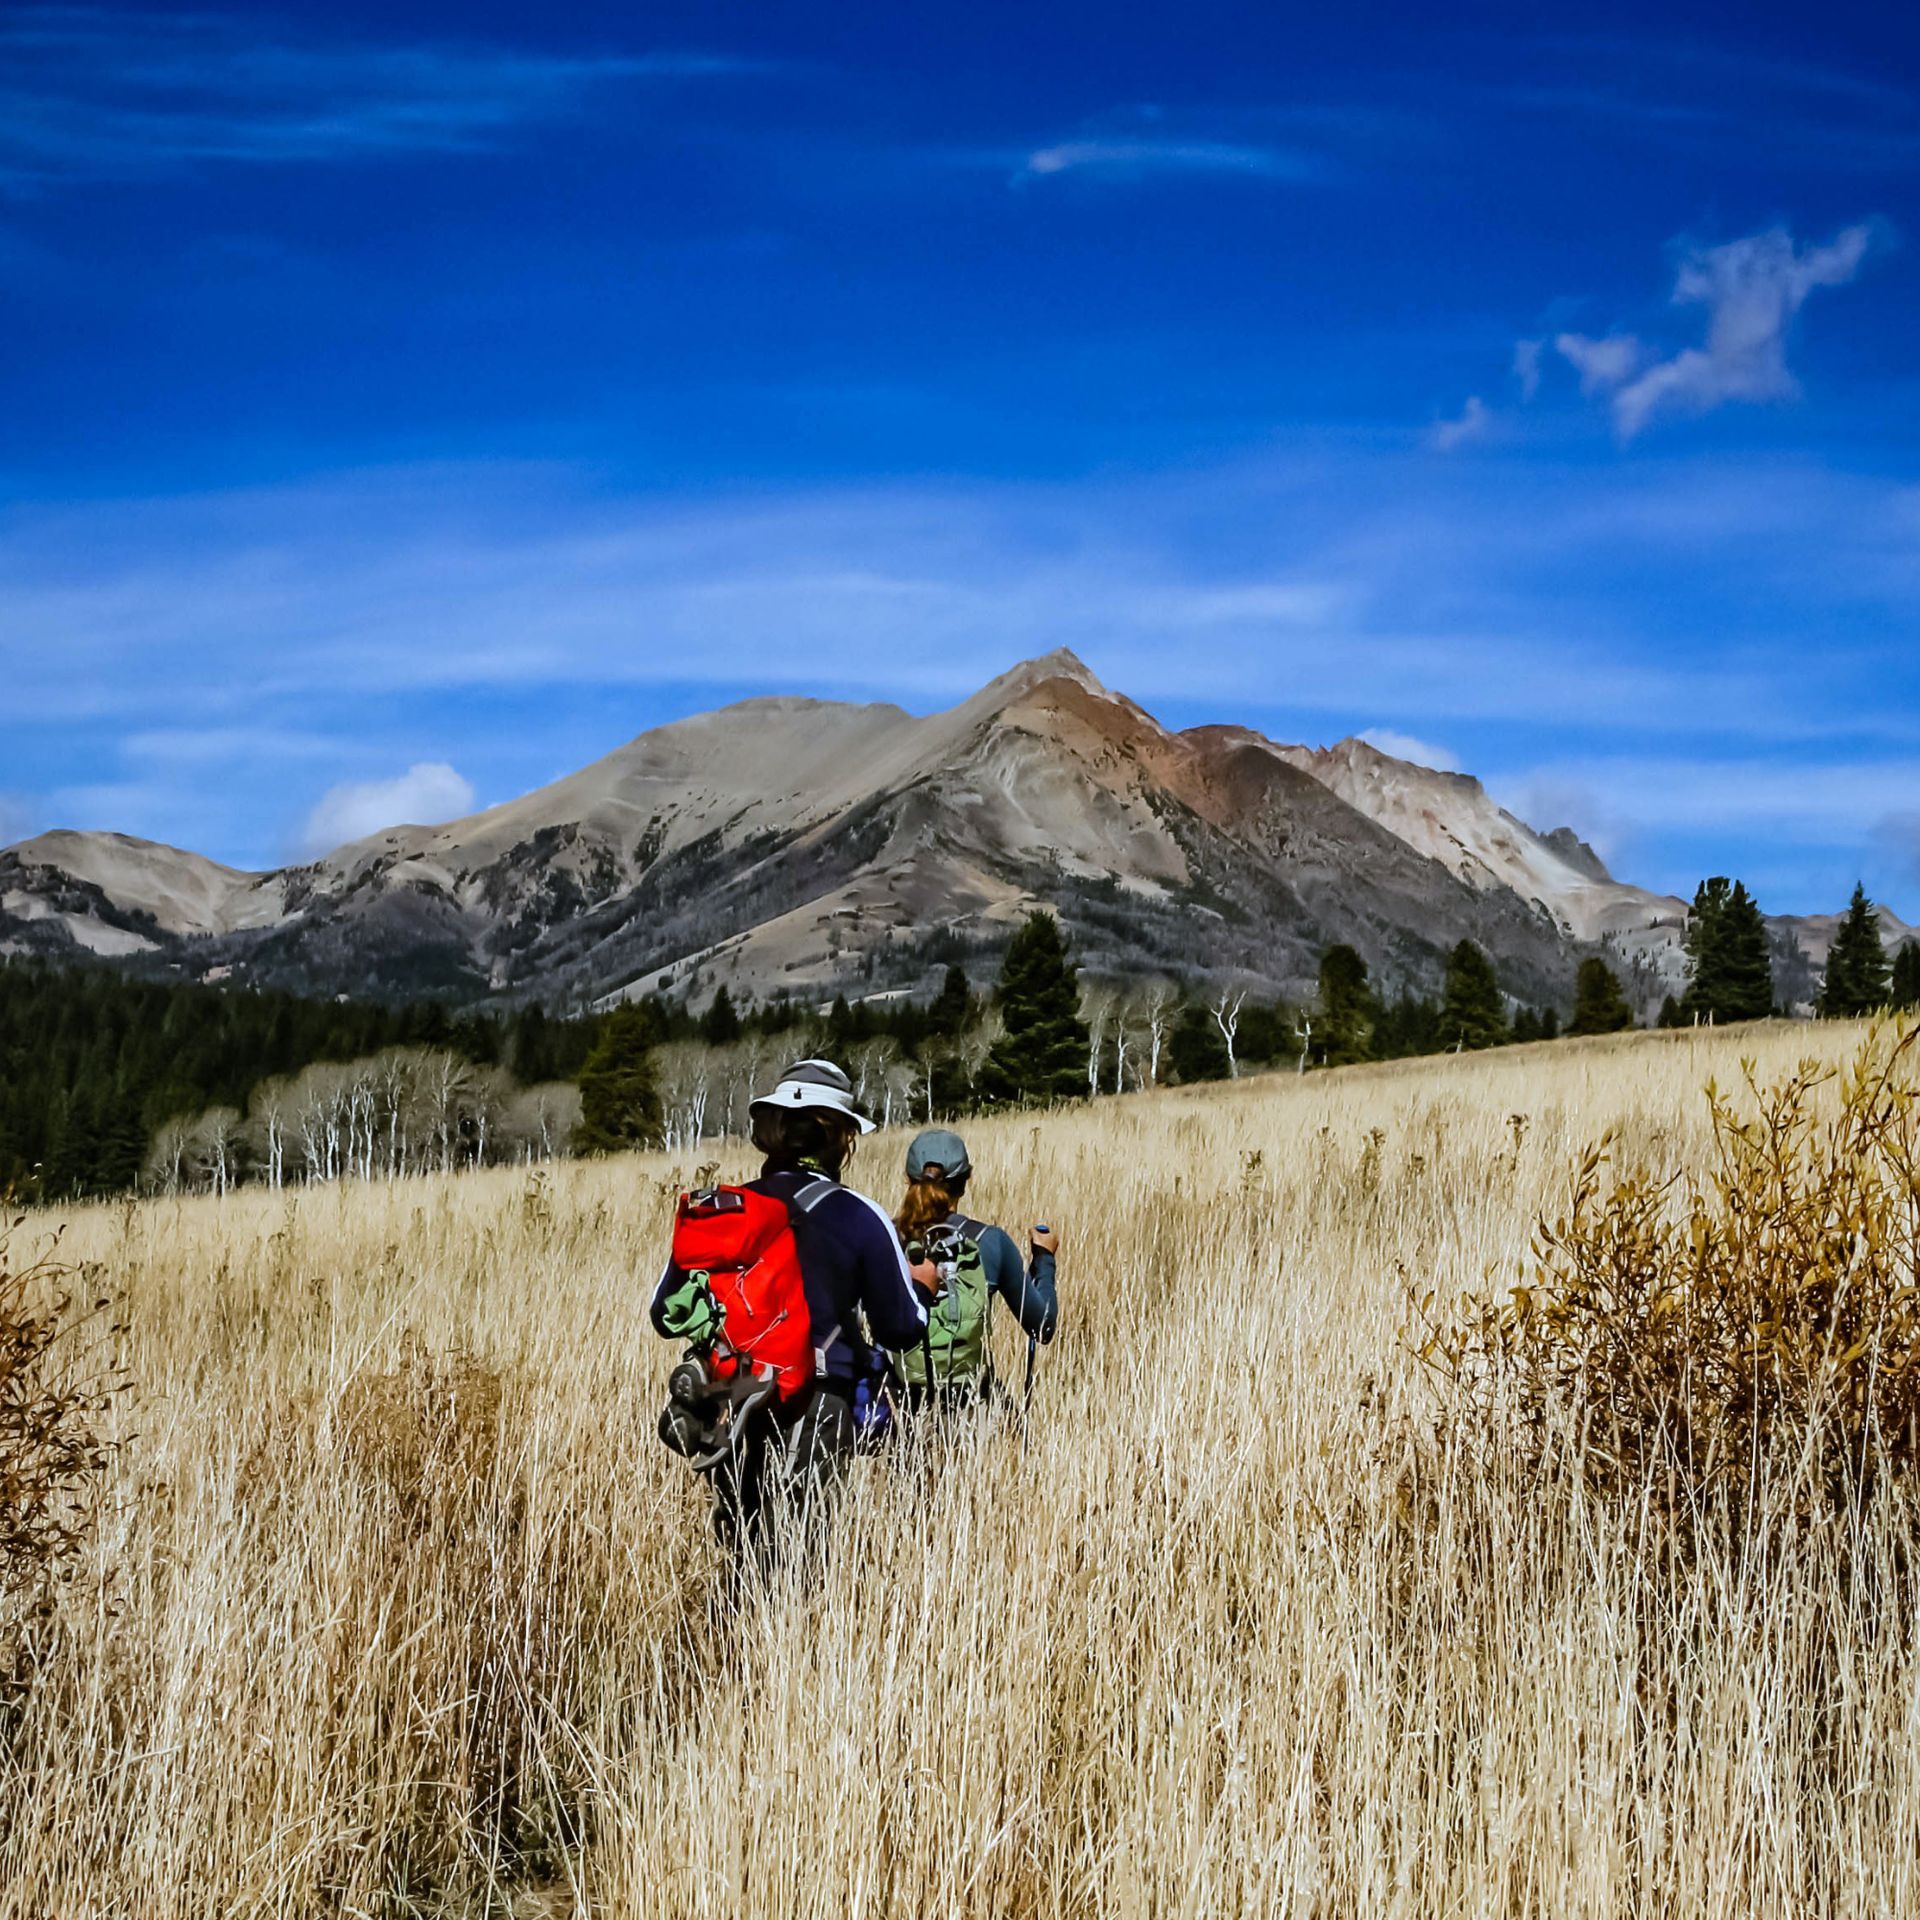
(928, 964, 972, 1038)
(975, 912, 1089, 1105)
(1374, 993, 1443, 1060)
(1682, 877, 1774, 1023)
(1441, 941, 1508, 1050)
(1568, 958, 1634, 1035)
(701, 985, 742, 1046)
(1818, 883, 1891, 1017)
(1167, 1003, 1231, 1083)
(1892, 939, 1920, 1013)
(1315, 944, 1377, 1066)
(574, 1004, 660, 1153)
(1720, 881, 1776, 1021)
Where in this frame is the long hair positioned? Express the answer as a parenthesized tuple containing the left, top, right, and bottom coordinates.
(897, 1173, 960, 1244)
(752, 1107, 857, 1179)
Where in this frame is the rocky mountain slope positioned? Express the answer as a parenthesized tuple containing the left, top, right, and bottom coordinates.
(1, 652, 1896, 1013)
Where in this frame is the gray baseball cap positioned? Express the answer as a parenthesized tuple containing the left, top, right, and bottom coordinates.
(905, 1127, 971, 1182)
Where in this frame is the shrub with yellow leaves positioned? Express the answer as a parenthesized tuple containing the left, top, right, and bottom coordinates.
(1418, 1021, 1920, 1515)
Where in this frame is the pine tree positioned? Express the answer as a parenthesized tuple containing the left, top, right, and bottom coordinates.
(1720, 882, 1776, 1021)
(1818, 883, 1891, 1017)
(826, 995, 856, 1051)
(1512, 1007, 1541, 1044)
(1540, 1006, 1561, 1041)
(975, 912, 1090, 1105)
(701, 985, 742, 1046)
(929, 964, 972, 1038)
(1315, 944, 1376, 1066)
(574, 1004, 660, 1153)
(1441, 941, 1507, 1050)
(1374, 994, 1443, 1059)
(1892, 939, 1920, 1013)
(1682, 877, 1774, 1024)
(1568, 958, 1634, 1035)
(1658, 995, 1683, 1029)
(1167, 1003, 1231, 1082)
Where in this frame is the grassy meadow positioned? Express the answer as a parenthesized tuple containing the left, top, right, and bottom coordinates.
(6, 1019, 1920, 1917)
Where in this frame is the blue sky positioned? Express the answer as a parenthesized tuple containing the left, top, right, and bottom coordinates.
(2, 0, 1917, 913)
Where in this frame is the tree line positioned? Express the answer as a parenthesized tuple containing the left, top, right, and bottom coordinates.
(9, 873, 1916, 1200)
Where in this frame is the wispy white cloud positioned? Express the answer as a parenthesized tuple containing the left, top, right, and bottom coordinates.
(1427, 395, 1492, 452)
(1017, 138, 1314, 183)
(999, 100, 1411, 188)
(1555, 330, 1644, 395)
(1492, 774, 1631, 867)
(1543, 222, 1889, 439)
(1512, 339, 1543, 401)
(1609, 225, 1883, 437)
(0, 7, 756, 186)
(1359, 728, 1459, 772)
(300, 762, 475, 856)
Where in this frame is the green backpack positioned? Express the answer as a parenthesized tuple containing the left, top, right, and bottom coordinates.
(896, 1215, 991, 1392)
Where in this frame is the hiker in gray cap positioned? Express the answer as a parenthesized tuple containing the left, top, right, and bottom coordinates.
(890, 1126, 1058, 1409)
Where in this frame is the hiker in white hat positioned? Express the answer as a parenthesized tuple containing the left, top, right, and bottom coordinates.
(651, 1056, 925, 1556)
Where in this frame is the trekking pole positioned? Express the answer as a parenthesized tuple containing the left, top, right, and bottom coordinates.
(1021, 1222, 1051, 1449)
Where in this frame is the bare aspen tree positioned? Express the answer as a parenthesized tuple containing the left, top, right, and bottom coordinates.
(653, 1043, 714, 1151)
(883, 1057, 922, 1130)
(180, 1107, 243, 1196)
(143, 1116, 193, 1196)
(248, 1079, 292, 1191)
(1143, 980, 1175, 1087)
(1084, 989, 1111, 1096)
(1112, 999, 1137, 1094)
(1213, 988, 1247, 1079)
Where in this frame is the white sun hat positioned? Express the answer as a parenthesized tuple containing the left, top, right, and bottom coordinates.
(748, 1057, 876, 1134)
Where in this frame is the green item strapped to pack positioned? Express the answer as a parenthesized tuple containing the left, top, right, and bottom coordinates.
(896, 1217, 992, 1391)
(658, 1271, 721, 1347)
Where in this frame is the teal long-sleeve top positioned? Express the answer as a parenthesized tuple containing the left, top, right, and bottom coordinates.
(968, 1221, 1059, 1343)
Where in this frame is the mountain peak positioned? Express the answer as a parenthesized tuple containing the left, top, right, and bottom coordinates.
(978, 648, 1110, 702)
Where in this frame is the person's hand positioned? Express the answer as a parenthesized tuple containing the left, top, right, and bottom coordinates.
(910, 1255, 942, 1296)
(1031, 1224, 1060, 1255)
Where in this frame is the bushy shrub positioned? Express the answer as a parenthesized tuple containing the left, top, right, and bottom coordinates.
(1, 1218, 126, 1640)
(1416, 1023, 1920, 1514)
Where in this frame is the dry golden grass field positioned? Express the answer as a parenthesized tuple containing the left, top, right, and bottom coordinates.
(6, 1019, 1920, 1917)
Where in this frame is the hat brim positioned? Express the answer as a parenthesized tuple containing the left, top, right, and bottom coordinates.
(750, 1084, 877, 1134)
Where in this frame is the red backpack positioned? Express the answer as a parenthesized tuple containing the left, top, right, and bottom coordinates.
(669, 1179, 829, 1402)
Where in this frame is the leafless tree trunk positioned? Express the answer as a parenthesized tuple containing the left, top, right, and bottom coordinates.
(1084, 991, 1111, 1096)
(1144, 981, 1175, 1087)
(1112, 1001, 1136, 1094)
(1213, 988, 1247, 1079)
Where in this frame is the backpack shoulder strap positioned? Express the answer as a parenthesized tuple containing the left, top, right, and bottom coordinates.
(945, 1213, 985, 1244)
(786, 1173, 838, 1217)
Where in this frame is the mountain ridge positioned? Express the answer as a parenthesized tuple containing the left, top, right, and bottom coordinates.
(1, 652, 1900, 1014)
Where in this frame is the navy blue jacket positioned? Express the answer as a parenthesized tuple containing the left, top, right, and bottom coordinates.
(652, 1168, 927, 1394)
